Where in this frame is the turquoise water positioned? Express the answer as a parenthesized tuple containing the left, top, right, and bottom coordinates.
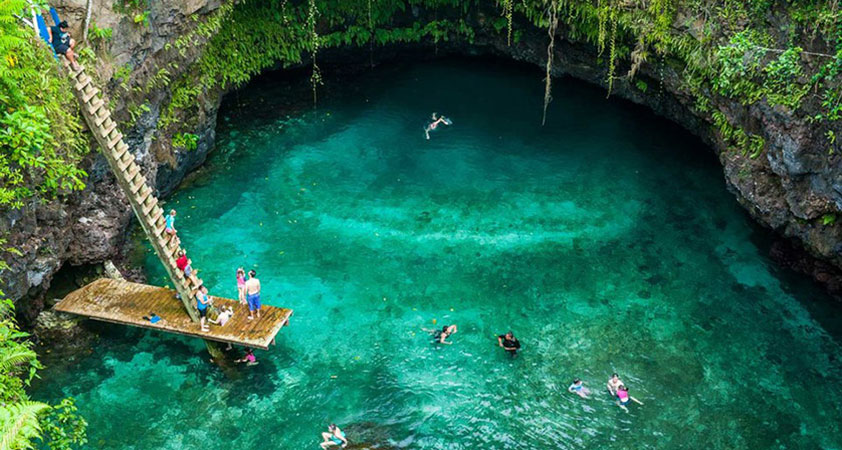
(34, 60, 842, 449)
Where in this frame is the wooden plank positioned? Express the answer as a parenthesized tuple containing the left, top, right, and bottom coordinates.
(54, 278, 292, 350)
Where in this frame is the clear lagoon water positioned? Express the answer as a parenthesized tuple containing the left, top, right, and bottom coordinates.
(34, 59, 842, 449)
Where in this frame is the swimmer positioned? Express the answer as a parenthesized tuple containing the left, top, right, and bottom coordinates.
(235, 348, 257, 364)
(568, 378, 591, 399)
(423, 324, 458, 345)
(607, 373, 623, 396)
(320, 424, 348, 449)
(615, 385, 643, 412)
(497, 330, 521, 358)
(424, 112, 451, 140)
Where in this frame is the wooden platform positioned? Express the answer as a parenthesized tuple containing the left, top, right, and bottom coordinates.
(54, 278, 292, 350)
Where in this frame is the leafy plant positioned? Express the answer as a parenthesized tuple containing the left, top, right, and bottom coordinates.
(88, 23, 112, 43)
(172, 132, 199, 151)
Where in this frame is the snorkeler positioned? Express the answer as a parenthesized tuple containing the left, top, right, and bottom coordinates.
(424, 112, 451, 140)
(615, 385, 644, 412)
(320, 424, 348, 449)
(568, 378, 591, 399)
(423, 324, 458, 345)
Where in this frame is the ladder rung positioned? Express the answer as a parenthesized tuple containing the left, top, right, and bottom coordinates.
(86, 99, 104, 116)
(124, 163, 140, 181)
(94, 111, 110, 127)
(116, 155, 132, 172)
(138, 186, 154, 207)
(149, 206, 163, 225)
(81, 87, 100, 103)
(163, 235, 178, 252)
(154, 210, 166, 226)
(100, 121, 117, 139)
(66, 63, 84, 78)
(141, 197, 158, 216)
(107, 132, 123, 149)
(86, 103, 103, 118)
(118, 148, 132, 163)
(74, 75, 92, 92)
(129, 174, 146, 193)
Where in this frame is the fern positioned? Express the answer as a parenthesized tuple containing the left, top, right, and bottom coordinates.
(0, 402, 50, 450)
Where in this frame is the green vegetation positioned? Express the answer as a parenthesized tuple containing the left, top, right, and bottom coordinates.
(148, 0, 839, 161)
(0, 0, 88, 209)
(172, 132, 199, 151)
(1, 1, 841, 444)
(0, 237, 87, 449)
(114, 0, 150, 27)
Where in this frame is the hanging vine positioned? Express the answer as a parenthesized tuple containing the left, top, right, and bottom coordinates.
(605, 6, 618, 98)
(597, 0, 607, 55)
(280, 0, 289, 24)
(502, 0, 514, 46)
(542, 0, 559, 126)
(308, 0, 322, 108)
(368, 0, 374, 67)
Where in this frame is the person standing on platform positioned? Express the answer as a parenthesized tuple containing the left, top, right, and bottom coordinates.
(196, 285, 210, 332)
(236, 267, 247, 306)
(244, 270, 261, 320)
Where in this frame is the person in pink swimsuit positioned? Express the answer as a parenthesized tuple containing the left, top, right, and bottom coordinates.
(615, 385, 643, 412)
(236, 267, 247, 305)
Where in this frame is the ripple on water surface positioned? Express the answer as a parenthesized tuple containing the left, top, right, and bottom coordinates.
(33, 59, 842, 449)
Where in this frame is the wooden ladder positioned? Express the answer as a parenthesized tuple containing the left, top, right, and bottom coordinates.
(67, 64, 203, 323)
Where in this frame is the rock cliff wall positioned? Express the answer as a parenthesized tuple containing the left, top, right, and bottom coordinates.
(2, 0, 223, 321)
(4, 1, 842, 323)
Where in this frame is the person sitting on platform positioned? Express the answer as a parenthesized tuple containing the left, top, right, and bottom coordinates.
(196, 285, 211, 332)
(209, 305, 234, 327)
(235, 348, 257, 365)
(47, 20, 79, 70)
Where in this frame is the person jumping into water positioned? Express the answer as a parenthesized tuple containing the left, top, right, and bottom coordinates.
(425, 112, 451, 140)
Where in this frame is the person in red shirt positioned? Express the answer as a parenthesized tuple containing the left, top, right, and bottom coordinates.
(176, 250, 188, 272)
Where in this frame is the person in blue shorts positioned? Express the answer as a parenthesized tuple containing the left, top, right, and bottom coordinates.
(244, 270, 261, 320)
(320, 424, 348, 449)
(47, 20, 79, 70)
